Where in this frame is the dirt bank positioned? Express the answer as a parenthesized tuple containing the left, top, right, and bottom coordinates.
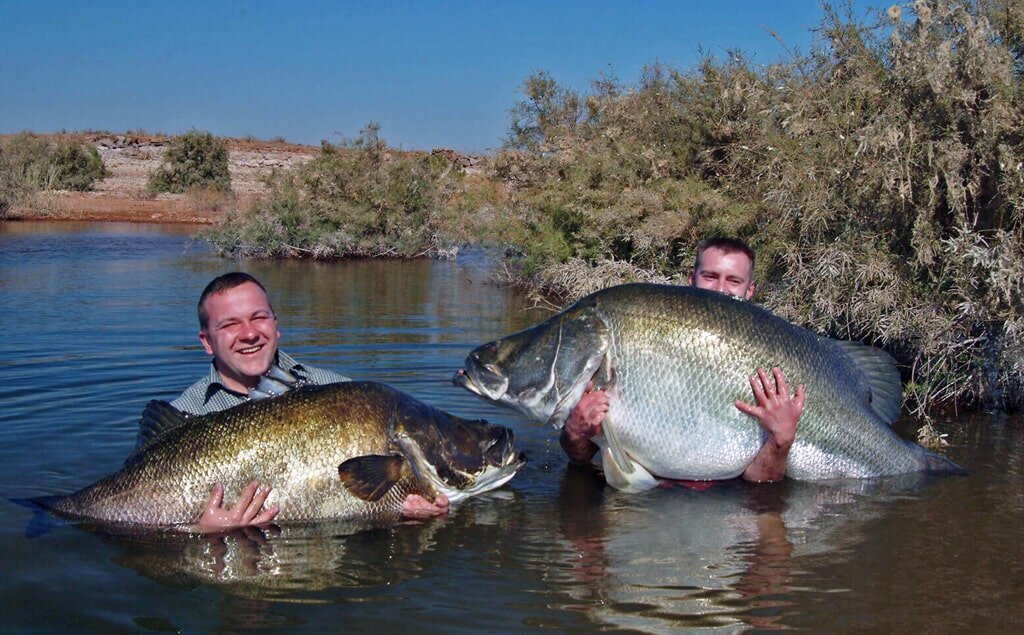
(4, 132, 319, 224)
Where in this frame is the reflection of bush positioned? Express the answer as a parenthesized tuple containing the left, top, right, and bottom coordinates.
(483, 0, 1024, 415)
(148, 130, 231, 194)
(205, 123, 460, 258)
(0, 134, 107, 215)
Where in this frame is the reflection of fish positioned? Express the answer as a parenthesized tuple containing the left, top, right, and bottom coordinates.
(100, 520, 431, 599)
(455, 283, 962, 490)
(41, 382, 525, 525)
(548, 473, 927, 633)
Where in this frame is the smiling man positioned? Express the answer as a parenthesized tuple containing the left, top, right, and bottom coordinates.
(141, 272, 449, 531)
(561, 237, 804, 483)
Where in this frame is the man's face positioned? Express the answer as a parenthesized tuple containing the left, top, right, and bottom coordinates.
(690, 247, 756, 300)
(198, 282, 280, 393)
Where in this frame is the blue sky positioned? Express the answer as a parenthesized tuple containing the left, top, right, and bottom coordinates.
(1, 1, 882, 153)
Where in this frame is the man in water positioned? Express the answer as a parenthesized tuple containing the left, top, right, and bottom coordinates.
(144, 272, 449, 531)
(560, 237, 804, 483)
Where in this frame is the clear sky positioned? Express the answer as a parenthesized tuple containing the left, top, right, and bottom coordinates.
(0, 0, 882, 153)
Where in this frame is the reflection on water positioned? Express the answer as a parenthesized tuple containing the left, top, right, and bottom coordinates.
(1, 222, 1021, 633)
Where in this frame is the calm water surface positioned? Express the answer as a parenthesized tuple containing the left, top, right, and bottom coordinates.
(1, 222, 1021, 633)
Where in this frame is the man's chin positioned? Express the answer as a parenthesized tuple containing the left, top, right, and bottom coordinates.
(233, 357, 274, 380)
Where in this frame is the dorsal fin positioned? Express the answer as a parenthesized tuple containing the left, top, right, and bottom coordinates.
(132, 400, 190, 455)
(830, 339, 903, 424)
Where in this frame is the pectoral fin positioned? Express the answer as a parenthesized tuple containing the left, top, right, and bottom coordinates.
(338, 455, 409, 501)
(599, 416, 659, 492)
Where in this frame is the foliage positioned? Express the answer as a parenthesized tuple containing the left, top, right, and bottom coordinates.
(480, 0, 1024, 415)
(148, 130, 231, 194)
(204, 123, 461, 258)
(0, 134, 107, 215)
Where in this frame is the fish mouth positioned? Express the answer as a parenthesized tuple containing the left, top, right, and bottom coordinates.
(452, 364, 509, 402)
(482, 426, 527, 470)
(445, 426, 526, 502)
(397, 419, 526, 505)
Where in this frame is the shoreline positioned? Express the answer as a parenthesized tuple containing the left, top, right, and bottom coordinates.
(5, 191, 224, 225)
(2, 132, 318, 225)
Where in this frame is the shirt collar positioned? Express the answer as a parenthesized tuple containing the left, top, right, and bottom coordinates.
(204, 350, 307, 404)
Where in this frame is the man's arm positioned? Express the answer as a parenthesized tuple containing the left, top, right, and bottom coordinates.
(560, 383, 608, 463)
(736, 367, 804, 483)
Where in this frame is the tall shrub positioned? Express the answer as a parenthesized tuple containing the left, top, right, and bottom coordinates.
(148, 131, 231, 194)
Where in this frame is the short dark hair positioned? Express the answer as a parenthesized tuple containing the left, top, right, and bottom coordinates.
(197, 272, 272, 330)
(693, 237, 756, 273)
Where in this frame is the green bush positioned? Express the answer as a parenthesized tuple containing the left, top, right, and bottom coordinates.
(49, 141, 107, 191)
(0, 134, 107, 216)
(204, 123, 460, 258)
(148, 130, 230, 194)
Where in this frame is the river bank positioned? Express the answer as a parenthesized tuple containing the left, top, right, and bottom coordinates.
(2, 132, 319, 224)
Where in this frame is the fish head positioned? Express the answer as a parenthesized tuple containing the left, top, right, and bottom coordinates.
(392, 402, 527, 504)
(455, 302, 610, 426)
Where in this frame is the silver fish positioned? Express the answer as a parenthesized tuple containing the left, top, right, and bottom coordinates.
(454, 283, 962, 490)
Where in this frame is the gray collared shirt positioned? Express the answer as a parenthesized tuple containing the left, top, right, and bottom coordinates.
(169, 350, 350, 416)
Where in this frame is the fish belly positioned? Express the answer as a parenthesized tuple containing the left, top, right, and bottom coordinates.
(609, 366, 763, 481)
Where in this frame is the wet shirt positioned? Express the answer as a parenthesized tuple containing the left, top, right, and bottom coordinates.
(169, 350, 350, 416)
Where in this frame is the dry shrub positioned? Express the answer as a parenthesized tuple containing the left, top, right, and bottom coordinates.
(533, 258, 677, 301)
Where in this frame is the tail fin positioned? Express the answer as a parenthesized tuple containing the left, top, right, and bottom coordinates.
(11, 496, 67, 538)
(919, 450, 967, 476)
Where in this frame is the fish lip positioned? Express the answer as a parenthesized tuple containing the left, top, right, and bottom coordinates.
(452, 368, 483, 395)
(452, 366, 509, 401)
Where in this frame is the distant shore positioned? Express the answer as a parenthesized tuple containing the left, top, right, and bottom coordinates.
(2, 132, 319, 225)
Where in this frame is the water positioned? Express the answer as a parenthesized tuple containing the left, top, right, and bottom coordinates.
(1, 222, 1021, 633)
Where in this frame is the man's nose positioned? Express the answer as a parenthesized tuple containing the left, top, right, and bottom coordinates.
(238, 320, 260, 340)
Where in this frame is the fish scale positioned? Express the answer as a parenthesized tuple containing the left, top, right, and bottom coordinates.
(457, 283, 962, 485)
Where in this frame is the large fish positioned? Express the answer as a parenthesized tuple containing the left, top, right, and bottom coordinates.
(454, 283, 962, 490)
(42, 381, 526, 525)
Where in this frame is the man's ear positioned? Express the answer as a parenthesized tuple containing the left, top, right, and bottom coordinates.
(198, 330, 214, 355)
(745, 281, 756, 301)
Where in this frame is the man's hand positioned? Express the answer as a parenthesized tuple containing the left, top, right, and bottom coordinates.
(192, 481, 280, 533)
(737, 367, 804, 483)
(560, 382, 608, 463)
(401, 493, 450, 518)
